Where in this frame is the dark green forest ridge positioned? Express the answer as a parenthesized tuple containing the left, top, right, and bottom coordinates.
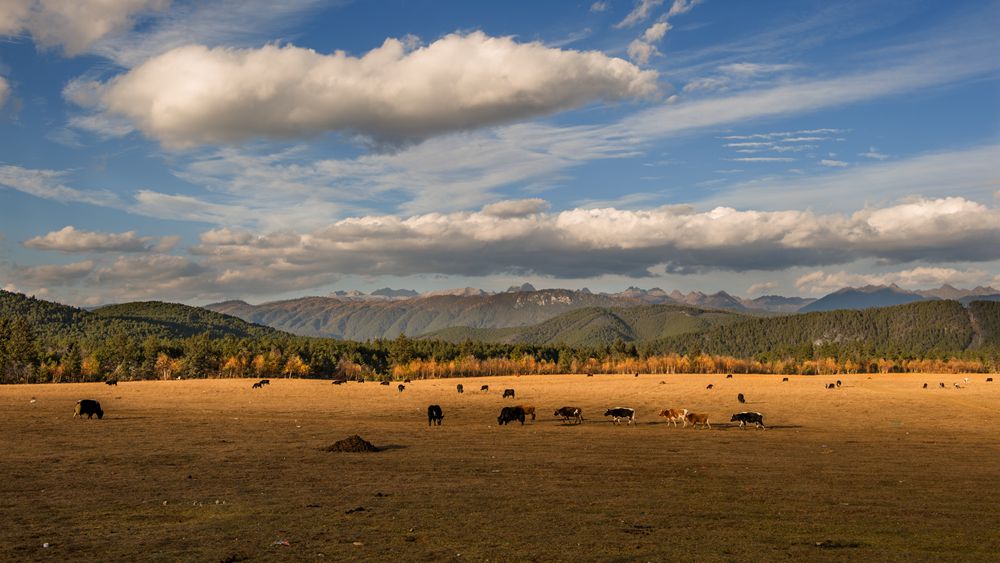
(1, 290, 999, 383)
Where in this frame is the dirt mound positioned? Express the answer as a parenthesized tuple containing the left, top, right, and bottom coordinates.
(323, 435, 379, 453)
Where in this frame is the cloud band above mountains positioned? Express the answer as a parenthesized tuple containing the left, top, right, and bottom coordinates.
(91, 32, 659, 147)
(8, 196, 999, 302)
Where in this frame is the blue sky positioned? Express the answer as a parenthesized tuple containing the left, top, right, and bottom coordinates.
(1, 0, 998, 306)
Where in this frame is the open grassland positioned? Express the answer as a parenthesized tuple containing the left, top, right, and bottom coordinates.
(2, 373, 999, 562)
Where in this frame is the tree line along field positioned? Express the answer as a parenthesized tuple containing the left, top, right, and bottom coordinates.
(1, 373, 998, 561)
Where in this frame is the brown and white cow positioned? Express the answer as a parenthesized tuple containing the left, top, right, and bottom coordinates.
(658, 408, 688, 427)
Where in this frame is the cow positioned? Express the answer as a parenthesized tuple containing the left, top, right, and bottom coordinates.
(782, 377, 789, 382)
(252, 382, 262, 389)
(554, 406, 583, 424)
(826, 383, 836, 389)
(74, 399, 103, 419)
(481, 385, 489, 392)
(964, 377, 970, 384)
(380, 381, 390, 386)
(404, 379, 412, 383)
(988, 378, 994, 382)
(635, 373, 640, 378)
(502, 389, 515, 399)
(604, 407, 636, 425)
(456, 384, 464, 394)
(331, 379, 346, 385)
(427, 405, 444, 426)
(836, 380, 842, 388)
(105, 379, 118, 386)
(737, 393, 746, 404)
(954, 383, 962, 389)
(939, 382, 946, 388)
(517, 405, 536, 421)
(397, 384, 405, 392)
(497, 406, 526, 426)
(726, 374, 733, 379)
(259, 379, 270, 386)
(683, 412, 710, 429)
(658, 408, 687, 427)
(923, 383, 928, 389)
(706, 384, 714, 390)
(730, 411, 765, 429)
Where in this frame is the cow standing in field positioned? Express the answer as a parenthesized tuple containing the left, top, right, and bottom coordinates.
(554, 406, 583, 424)
(502, 389, 515, 399)
(706, 384, 714, 390)
(427, 405, 444, 426)
(731, 411, 765, 429)
(252, 382, 262, 389)
(923, 383, 928, 389)
(988, 378, 994, 382)
(456, 384, 464, 394)
(782, 377, 789, 382)
(684, 412, 710, 429)
(726, 374, 733, 379)
(516, 405, 536, 421)
(836, 380, 842, 388)
(497, 406, 526, 426)
(939, 382, 946, 388)
(259, 379, 270, 386)
(380, 381, 390, 386)
(397, 384, 405, 392)
(105, 379, 117, 386)
(604, 407, 636, 425)
(481, 385, 489, 393)
(737, 393, 746, 404)
(826, 383, 836, 389)
(658, 408, 687, 427)
(74, 399, 104, 419)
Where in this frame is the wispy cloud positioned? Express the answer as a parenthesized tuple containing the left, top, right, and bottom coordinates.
(819, 159, 848, 167)
(859, 146, 889, 160)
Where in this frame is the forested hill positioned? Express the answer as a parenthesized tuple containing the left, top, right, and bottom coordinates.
(0, 291, 283, 340)
(645, 300, 1000, 360)
(422, 304, 744, 347)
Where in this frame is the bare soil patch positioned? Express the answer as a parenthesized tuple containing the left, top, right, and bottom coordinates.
(1, 373, 998, 561)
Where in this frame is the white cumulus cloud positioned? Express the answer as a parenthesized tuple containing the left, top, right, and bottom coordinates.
(0, 0, 168, 56)
(95, 32, 659, 148)
(23, 226, 158, 253)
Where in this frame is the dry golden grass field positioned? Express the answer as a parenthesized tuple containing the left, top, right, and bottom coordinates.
(2, 373, 999, 562)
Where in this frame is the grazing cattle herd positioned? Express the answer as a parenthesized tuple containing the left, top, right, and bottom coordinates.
(70, 375, 996, 435)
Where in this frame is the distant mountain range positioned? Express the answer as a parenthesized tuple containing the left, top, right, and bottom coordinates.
(205, 283, 1000, 341)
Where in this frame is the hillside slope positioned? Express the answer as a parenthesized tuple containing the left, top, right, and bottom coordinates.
(207, 290, 648, 340)
(648, 300, 1000, 359)
(421, 304, 744, 347)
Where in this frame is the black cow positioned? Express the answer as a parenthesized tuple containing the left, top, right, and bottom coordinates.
(604, 407, 636, 425)
(730, 411, 765, 429)
(427, 405, 444, 426)
(404, 379, 412, 383)
(331, 379, 346, 385)
(481, 385, 489, 392)
(554, 406, 583, 424)
(259, 379, 270, 386)
(939, 382, 945, 388)
(988, 378, 994, 382)
(502, 388, 515, 399)
(737, 393, 746, 404)
(104, 379, 118, 386)
(836, 380, 842, 388)
(782, 377, 789, 382)
(398, 384, 405, 392)
(380, 381, 390, 386)
(497, 406, 526, 426)
(635, 373, 640, 378)
(74, 399, 104, 419)
(252, 382, 262, 389)
(726, 374, 733, 379)
(456, 384, 464, 394)
(923, 383, 928, 389)
(826, 383, 836, 389)
(706, 384, 714, 390)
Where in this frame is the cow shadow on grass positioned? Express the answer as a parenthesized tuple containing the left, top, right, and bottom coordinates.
(376, 444, 408, 451)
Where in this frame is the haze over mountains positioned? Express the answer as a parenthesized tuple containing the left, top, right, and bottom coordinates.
(205, 283, 1000, 342)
